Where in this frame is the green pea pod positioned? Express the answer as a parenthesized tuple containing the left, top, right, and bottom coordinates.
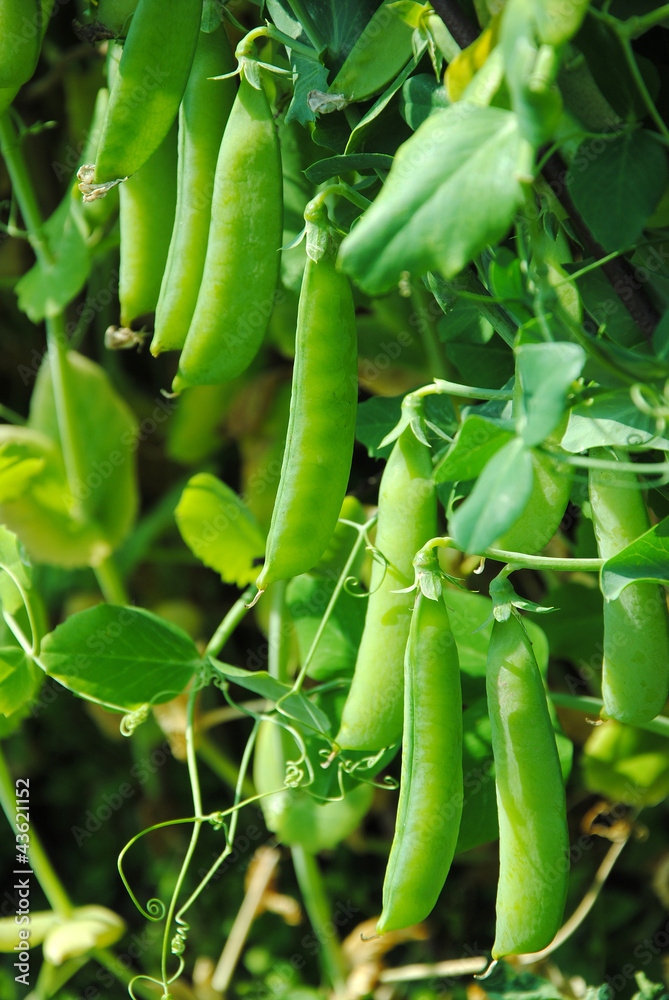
(589, 450, 669, 725)
(90, 0, 139, 38)
(118, 120, 178, 327)
(256, 228, 357, 591)
(495, 449, 573, 554)
(253, 721, 374, 853)
(0, 0, 53, 113)
(151, 22, 237, 355)
(377, 590, 463, 934)
(487, 613, 569, 958)
(335, 427, 437, 751)
(0, 0, 42, 89)
(92, 0, 201, 184)
(172, 70, 282, 390)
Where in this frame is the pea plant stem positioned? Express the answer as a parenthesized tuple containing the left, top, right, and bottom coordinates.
(94, 555, 129, 605)
(0, 745, 73, 916)
(0, 113, 91, 522)
(422, 536, 604, 573)
(268, 579, 289, 684)
(550, 692, 669, 737)
(290, 845, 348, 997)
(205, 586, 256, 660)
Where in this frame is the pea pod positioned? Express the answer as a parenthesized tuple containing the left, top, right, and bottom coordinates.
(0, 0, 53, 114)
(92, 0, 201, 184)
(253, 721, 374, 853)
(487, 613, 569, 958)
(172, 70, 282, 390)
(256, 222, 357, 591)
(589, 450, 669, 724)
(495, 449, 573, 555)
(377, 590, 463, 934)
(0, 0, 42, 89)
(335, 426, 437, 751)
(118, 120, 178, 326)
(151, 22, 237, 355)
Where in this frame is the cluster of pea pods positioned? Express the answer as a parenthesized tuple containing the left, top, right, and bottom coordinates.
(47, 0, 669, 961)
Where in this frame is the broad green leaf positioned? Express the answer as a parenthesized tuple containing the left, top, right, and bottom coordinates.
(15, 194, 90, 322)
(27, 351, 139, 561)
(209, 659, 331, 735)
(339, 104, 527, 294)
(600, 516, 669, 600)
(286, 572, 366, 681)
(450, 437, 535, 553)
(355, 395, 403, 459)
(344, 43, 427, 153)
(456, 697, 498, 853)
(400, 73, 449, 130)
(175, 473, 265, 588)
(40, 605, 200, 711)
(434, 414, 513, 484)
(328, 1, 424, 102)
(0, 648, 41, 717)
(304, 153, 393, 184)
(516, 342, 586, 447)
(0, 445, 44, 503)
(561, 391, 669, 453)
(0, 427, 114, 568)
(567, 130, 668, 251)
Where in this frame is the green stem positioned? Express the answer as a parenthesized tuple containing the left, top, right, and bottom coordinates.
(283, 0, 326, 55)
(205, 587, 255, 660)
(160, 685, 203, 986)
(550, 692, 669, 737)
(421, 535, 603, 573)
(411, 284, 453, 384)
(620, 40, 669, 144)
(0, 746, 73, 916)
(293, 518, 374, 692)
(0, 403, 26, 424)
(416, 380, 513, 401)
(0, 111, 53, 266)
(94, 556, 129, 605)
(291, 846, 348, 996)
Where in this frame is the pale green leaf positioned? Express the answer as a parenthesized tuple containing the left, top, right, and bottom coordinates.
(175, 473, 266, 588)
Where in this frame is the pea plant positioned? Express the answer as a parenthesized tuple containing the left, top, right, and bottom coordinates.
(2, 0, 669, 998)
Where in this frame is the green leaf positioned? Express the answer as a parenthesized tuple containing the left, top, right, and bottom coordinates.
(450, 437, 535, 553)
(40, 605, 200, 711)
(209, 659, 331, 735)
(561, 390, 669, 453)
(175, 473, 265, 588)
(0, 444, 44, 503)
(582, 720, 669, 808)
(286, 573, 366, 681)
(304, 153, 393, 184)
(27, 351, 139, 561)
(344, 44, 427, 153)
(355, 395, 404, 459)
(434, 414, 513, 484)
(0, 648, 41, 717)
(531, 0, 589, 45)
(600, 516, 669, 600)
(516, 342, 586, 447)
(400, 73, 450, 130)
(567, 130, 669, 251)
(15, 194, 90, 322)
(328, 1, 423, 102)
(339, 104, 527, 294)
(0, 426, 115, 568)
